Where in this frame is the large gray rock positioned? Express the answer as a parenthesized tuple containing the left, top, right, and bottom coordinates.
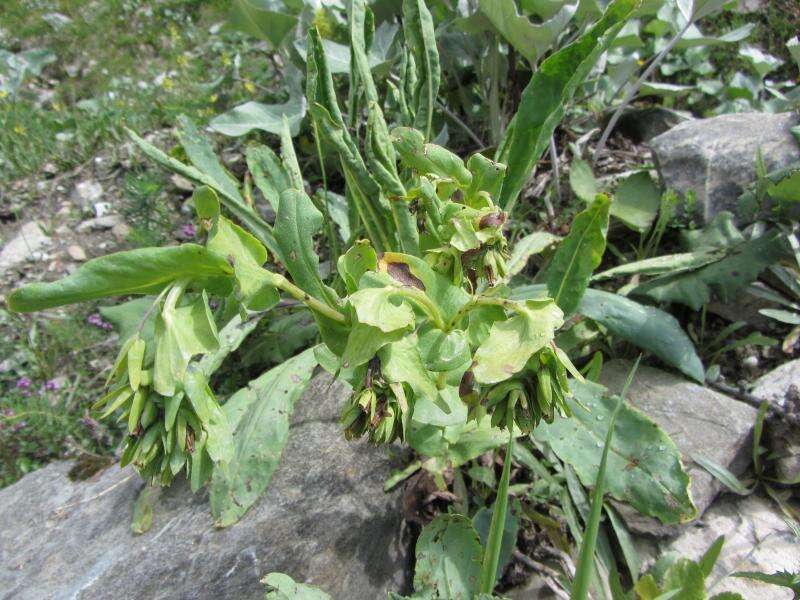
(600, 360, 757, 535)
(0, 221, 51, 271)
(650, 112, 800, 223)
(0, 375, 408, 599)
(752, 360, 800, 483)
(646, 493, 798, 600)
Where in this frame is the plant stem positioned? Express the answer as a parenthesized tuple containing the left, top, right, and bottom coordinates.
(391, 287, 446, 330)
(266, 272, 347, 324)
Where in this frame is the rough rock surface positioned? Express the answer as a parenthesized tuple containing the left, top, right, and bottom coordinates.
(649, 494, 798, 600)
(649, 112, 800, 223)
(0, 374, 409, 600)
(752, 359, 800, 483)
(0, 221, 51, 271)
(600, 360, 757, 535)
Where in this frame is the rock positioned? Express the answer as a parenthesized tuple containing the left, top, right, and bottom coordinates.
(649, 112, 800, 223)
(752, 360, 800, 483)
(599, 360, 757, 535)
(171, 174, 194, 192)
(66, 245, 87, 261)
(0, 221, 52, 270)
(611, 106, 692, 143)
(735, 0, 766, 12)
(73, 180, 103, 206)
(647, 494, 797, 600)
(76, 214, 123, 232)
(93, 201, 112, 217)
(112, 221, 131, 240)
(0, 375, 408, 599)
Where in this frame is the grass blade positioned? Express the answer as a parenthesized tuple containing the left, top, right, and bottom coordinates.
(478, 434, 514, 594)
(572, 356, 641, 600)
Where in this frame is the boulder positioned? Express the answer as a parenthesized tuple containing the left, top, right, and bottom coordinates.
(611, 106, 692, 143)
(599, 360, 757, 535)
(0, 375, 409, 599)
(752, 360, 800, 483)
(0, 221, 51, 271)
(649, 112, 800, 223)
(648, 493, 798, 600)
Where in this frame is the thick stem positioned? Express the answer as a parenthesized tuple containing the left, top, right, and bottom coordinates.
(266, 272, 347, 324)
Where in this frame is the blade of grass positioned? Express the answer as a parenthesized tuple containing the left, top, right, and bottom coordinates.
(478, 433, 515, 594)
(571, 356, 641, 600)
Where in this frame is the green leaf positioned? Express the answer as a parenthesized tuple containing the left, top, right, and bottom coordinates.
(575, 288, 704, 383)
(545, 195, 610, 316)
(731, 571, 800, 595)
(592, 251, 724, 282)
(414, 514, 483, 598)
(632, 225, 787, 311)
(477, 436, 515, 594)
(698, 535, 725, 578)
(183, 365, 234, 465)
(473, 299, 564, 384)
(473, 504, 519, 583)
(480, 0, 576, 65)
(613, 172, 661, 232)
(275, 189, 335, 306)
(535, 379, 697, 525)
(338, 240, 378, 295)
(211, 348, 317, 527)
(177, 115, 243, 207)
(126, 128, 280, 259)
(662, 559, 707, 600)
(349, 286, 416, 333)
(229, 0, 298, 49)
(246, 144, 291, 213)
(692, 453, 754, 496)
(497, 0, 638, 212)
(193, 186, 220, 219)
(417, 327, 471, 372)
(131, 484, 160, 535)
(263, 572, 332, 600)
(569, 158, 599, 203)
(507, 231, 561, 278)
(8, 245, 232, 312)
(402, 0, 440, 140)
(379, 336, 439, 408)
(209, 98, 306, 138)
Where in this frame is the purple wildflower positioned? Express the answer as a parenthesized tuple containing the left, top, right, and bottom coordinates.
(44, 378, 60, 391)
(87, 313, 113, 331)
(16, 377, 31, 390)
(181, 223, 197, 238)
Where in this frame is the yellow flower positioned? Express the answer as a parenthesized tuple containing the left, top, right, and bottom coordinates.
(209, 93, 218, 103)
(52, 101, 63, 112)
(177, 54, 189, 69)
(162, 77, 174, 91)
(13, 124, 26, 135)
(244, 80, 256, 94)
(0, 90, 9, 100)
(221, 52, 231, 67)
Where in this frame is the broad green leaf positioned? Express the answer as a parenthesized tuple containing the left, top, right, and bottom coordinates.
(193, 186, 220, 219)
(183, 365, 234, 465)
(497, 0, 638, 212)
(338, 240, 378, 295)
(263, 572, 332, 600)
(8, 245, 231, 312)
(613, 172, 661, 232)
(663, 559, 707, 600)
(535, 379, 697, 524)
(209, 98, 306, 138)
(414, 514, 483, 598)
(507, 231, 561, 277)
(576, 288, 704, 383)
(417, 327, 471, 372)
(413, 386, 469, 427)
(472, 504, 519, 583)
(206, 214, 279, 311)
(633, 228, 787, 310)
(402, 0, 440, 140)
(100, 297, 156, 347)
(569, 158, 598, 203)
(246, 145, 291, 214)
(545, 195, 610, 316)
(479, 0, 576, 65)
(379, 336, 439, 406)
(229, 0, 297, 49)
(473, 299, 564, 384)
(342, 322, 405, 367)
(675, 23, 755, 49)
(349, 286, 415, 333)
(275, 189, 335, 306)
(739, 44, 783, 77)
(211, 348, 317, 526)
